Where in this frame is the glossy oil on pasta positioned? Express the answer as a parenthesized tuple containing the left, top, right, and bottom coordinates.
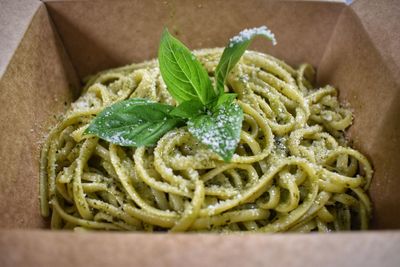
(40, 49, 373, 232)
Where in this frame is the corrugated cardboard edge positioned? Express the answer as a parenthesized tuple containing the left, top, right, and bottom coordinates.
(0, 0, 41, 78)
(1, 230, 400, 267)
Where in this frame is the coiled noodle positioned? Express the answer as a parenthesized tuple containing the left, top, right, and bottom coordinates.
(40, 48, 373, 232)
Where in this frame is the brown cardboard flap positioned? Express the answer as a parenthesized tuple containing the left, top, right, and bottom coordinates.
(317, 4, 400, 228)
(351, 0, 400, 81)
(0, 3, 80, 229)
(45, 0, 345, 79)
(0, 0, 41, 78)
(1, 230, 400, 267)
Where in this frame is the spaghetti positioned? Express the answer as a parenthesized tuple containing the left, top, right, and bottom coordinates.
(40, 48, 373, 232)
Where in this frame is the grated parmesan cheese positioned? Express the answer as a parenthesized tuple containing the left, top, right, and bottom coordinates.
(229, 26, 277, 47)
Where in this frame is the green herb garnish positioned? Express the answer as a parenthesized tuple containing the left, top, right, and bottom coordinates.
(85, 99, 184, 147)
(158, 30, 215, 105)
(187, 101, 243, 161)
(85, 26, 276, 161)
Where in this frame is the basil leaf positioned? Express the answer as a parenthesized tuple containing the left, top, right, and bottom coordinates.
(206, 93, 237, 111)
(170, 99, 205, 119)
(214, 26, 277, 95)
(85, 99, 183, 147)
(158, 28, 215, 105)
(214, 93, 237, 109)
(187, 101, 243, 162)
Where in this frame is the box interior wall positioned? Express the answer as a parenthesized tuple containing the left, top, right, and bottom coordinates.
(1, 0, 399, 231)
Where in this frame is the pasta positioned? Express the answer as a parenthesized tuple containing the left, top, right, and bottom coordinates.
(40, 48, 373, 232)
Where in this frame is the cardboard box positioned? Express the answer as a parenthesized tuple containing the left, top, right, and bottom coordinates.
(1, 0, 399, 266)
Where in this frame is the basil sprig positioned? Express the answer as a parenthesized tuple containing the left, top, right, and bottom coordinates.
(85, 26, 276, 161)
(188, 101, 243, 161)
(85, 99, 184, 146)
(158, 30, 216, 105)
(215, 26, 277, 95)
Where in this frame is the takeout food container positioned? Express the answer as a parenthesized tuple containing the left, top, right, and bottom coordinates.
(1, 0, 399, 266)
